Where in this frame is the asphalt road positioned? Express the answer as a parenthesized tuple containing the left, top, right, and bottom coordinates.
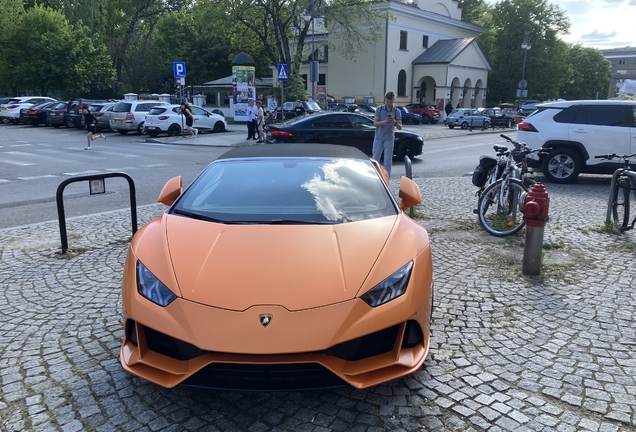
(0, 122, 509, 229)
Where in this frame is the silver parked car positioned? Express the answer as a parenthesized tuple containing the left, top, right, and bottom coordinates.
(445, 108, 490, 129)
(110, 100, 168, 135)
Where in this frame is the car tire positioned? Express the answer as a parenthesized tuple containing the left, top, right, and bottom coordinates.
(137, 122, 146, 135)
(213, 121, 225, 133)
(404, 117, 413, 125)
(541, 148, 582, 184)
(117, 130, 129, 135)
(430, 120, 438, 124)
(448, 125, 455, 129)
(65, 117, 74, 128)
(460, 121, 469, 130)
(394, 140, 418, 160)
(421, 115, 430, 124)
(167, 124, 181, 136)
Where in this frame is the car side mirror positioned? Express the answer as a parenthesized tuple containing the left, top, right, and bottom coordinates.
(398, 176, 422, 210)
(157, 176, 182, 206)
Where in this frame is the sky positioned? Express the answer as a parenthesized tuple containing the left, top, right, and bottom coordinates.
(551, 0, 636, 49)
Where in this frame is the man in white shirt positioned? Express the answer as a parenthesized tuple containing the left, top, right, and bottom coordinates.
(246, 99, 258, 140)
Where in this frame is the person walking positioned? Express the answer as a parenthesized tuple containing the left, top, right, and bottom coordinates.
(445, 101, 453, 116)
(179, 102, 197, 137)
(82, 107, 106, 150)
(256, 101, 265, 143)
(246, 99, 258, 140)
(372, 91, 402, 176)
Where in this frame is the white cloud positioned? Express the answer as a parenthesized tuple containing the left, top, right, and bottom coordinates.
(580, 30, 618, 41)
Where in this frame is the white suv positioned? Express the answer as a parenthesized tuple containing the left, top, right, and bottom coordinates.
(517, 100, 636, 183)
(110, 100, 168, 135)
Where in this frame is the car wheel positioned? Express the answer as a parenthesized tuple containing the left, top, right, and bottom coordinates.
(117, 130, 129, 135)
(430, 120, 438, 124)
(147, 131, 159, 137)
(484, 121, 491, 129)
(394, 140, 415, 160)
(213, 121, 225, 133)
(65, 117, 74, 128)
(541, 148, 582, 184)
(137, 122, 146, 135)
(448, 125, 455, 129)
(460, 121, 469, 130)
(420, 115, 430, 124)
(167, 124, 181, 136)
(404, 117, 414, 125)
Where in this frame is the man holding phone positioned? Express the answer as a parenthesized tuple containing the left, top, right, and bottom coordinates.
(373, 90, 402, 176)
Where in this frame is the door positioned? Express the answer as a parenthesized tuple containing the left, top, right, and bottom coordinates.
(347, 114, 376, 154)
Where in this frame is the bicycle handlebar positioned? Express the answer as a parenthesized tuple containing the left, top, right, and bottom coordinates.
(594, 153, 636, 160)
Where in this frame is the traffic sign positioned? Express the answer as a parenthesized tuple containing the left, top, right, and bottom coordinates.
(518, 79, 527, 90)
(277, 64, 289, 81)
(173, 62, 186, 78)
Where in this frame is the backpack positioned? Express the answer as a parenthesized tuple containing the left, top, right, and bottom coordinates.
(472, 156, 498, 187)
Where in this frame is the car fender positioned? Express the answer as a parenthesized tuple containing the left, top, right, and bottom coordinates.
(541, 140, 589, 163)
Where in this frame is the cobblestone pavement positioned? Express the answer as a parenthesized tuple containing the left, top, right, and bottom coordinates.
(1, 174, 635, 432)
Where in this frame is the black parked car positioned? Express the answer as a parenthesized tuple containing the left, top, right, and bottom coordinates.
(64, 98, 112, 128)
(280, 101, 323, 120)
(46, 102, 69, 128)
(478, 107, 516, 129)
(395, 106, 422, 125)
(265, 112, 424, 160)
(19, 101, 58, 126)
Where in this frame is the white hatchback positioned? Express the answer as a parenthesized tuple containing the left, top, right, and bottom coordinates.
(0, 96, 57, 124)
(144, 105, 227, 137)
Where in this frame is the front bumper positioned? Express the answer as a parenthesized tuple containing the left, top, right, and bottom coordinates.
(120, 249, 433, 390)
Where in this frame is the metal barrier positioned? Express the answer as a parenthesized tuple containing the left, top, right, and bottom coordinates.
(56, 172, 137, 253)
(404, 156, 415, 217)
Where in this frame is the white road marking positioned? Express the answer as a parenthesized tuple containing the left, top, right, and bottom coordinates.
(98, 151, 139, 158)
(17, 175, 58, 180)
(142, 164, 169, 168)
(0, 159, 36, 166)
(105, 167, 137, 171)
(5, 151, 36, 156)
(63, 170, 101, 176)
(0, 179, 11, 183)
(8, 143, 31, 147)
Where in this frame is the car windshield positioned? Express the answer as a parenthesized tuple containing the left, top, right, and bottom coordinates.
(89, 105, 103, 112)
(149, 107, 168, 115)
(306, 102, 321, 111)
(51, 102, 67, 109)
(171, 157, 397, 224)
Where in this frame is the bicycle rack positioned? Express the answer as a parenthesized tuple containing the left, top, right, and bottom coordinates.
(404, 156, 415, 217)
(56, 172, 137, 253)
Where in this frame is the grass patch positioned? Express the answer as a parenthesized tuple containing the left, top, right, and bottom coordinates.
(595, 222, 624, 234)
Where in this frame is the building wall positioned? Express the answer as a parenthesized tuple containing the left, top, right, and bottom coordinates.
(325, 0, 486, 104)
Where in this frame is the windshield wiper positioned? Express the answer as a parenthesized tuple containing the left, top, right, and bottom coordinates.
(268, 219, 341, 225)
(172, 209, 229, 224)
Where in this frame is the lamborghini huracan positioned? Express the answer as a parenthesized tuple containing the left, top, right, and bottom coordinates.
(120, 144, 433, 390)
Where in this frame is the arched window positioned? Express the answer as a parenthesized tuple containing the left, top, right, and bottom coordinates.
(397, 70, 407, 97)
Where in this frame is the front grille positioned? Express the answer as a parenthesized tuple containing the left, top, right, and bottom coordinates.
(183, 363, 347, 391)
(326, 325, 400, 361)
(144, 326, 206, 360)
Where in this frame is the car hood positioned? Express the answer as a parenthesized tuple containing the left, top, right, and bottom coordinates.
(163, 214, 399, 311)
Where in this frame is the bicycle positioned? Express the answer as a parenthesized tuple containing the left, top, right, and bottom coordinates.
(263, 108, 279, 132)
(595, 153, 636, 231)
(474, 134, 544, 237)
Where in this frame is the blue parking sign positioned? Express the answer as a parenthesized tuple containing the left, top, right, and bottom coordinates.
(277, 64, 289, 81)
(173, 62, 186, 78)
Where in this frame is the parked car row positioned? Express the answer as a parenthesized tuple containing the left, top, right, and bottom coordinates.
(0, 97, 227, 137)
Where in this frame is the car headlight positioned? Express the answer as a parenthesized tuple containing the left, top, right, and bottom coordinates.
(361, 261, 413, 307)
(136, 261, 177, 307)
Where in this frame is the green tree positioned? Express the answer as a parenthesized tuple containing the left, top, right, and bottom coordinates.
(0, 6, 114, 97)
(559, 45, 610, 100)
(0, 0, 24, 94)
(485, 0, 571, 105)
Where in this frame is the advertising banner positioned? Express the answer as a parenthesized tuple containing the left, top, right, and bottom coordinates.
(232, 66, 256, 122)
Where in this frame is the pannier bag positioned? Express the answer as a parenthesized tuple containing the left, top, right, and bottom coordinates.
(472, 156, 498, 187)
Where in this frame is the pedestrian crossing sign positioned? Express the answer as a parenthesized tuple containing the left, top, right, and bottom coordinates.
(277, 64, 289, 81)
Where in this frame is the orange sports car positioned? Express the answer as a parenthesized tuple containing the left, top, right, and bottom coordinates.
(120, 144, 433, 390)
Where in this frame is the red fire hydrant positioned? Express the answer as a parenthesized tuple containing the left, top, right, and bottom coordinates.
(522, 183, 550, 275)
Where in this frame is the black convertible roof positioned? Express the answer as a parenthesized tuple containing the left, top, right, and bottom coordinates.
(218, 144, 369, 160)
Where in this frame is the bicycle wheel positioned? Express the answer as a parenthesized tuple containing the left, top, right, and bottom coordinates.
(611, 178, 630, 230)
(478, 178, 528, 237)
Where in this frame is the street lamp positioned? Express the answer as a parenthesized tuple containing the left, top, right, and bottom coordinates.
(519, 32, 531, 100)
(303, 2, 322, 102)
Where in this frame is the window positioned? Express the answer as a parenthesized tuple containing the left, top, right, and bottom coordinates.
(318, 74, 326, 85)
(397, 70, 407, 97)
(422, 35, 429, 48)
(586, 105, 626, 127)
(553, 106, 579, 123)
(400, 31, 407, 50)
